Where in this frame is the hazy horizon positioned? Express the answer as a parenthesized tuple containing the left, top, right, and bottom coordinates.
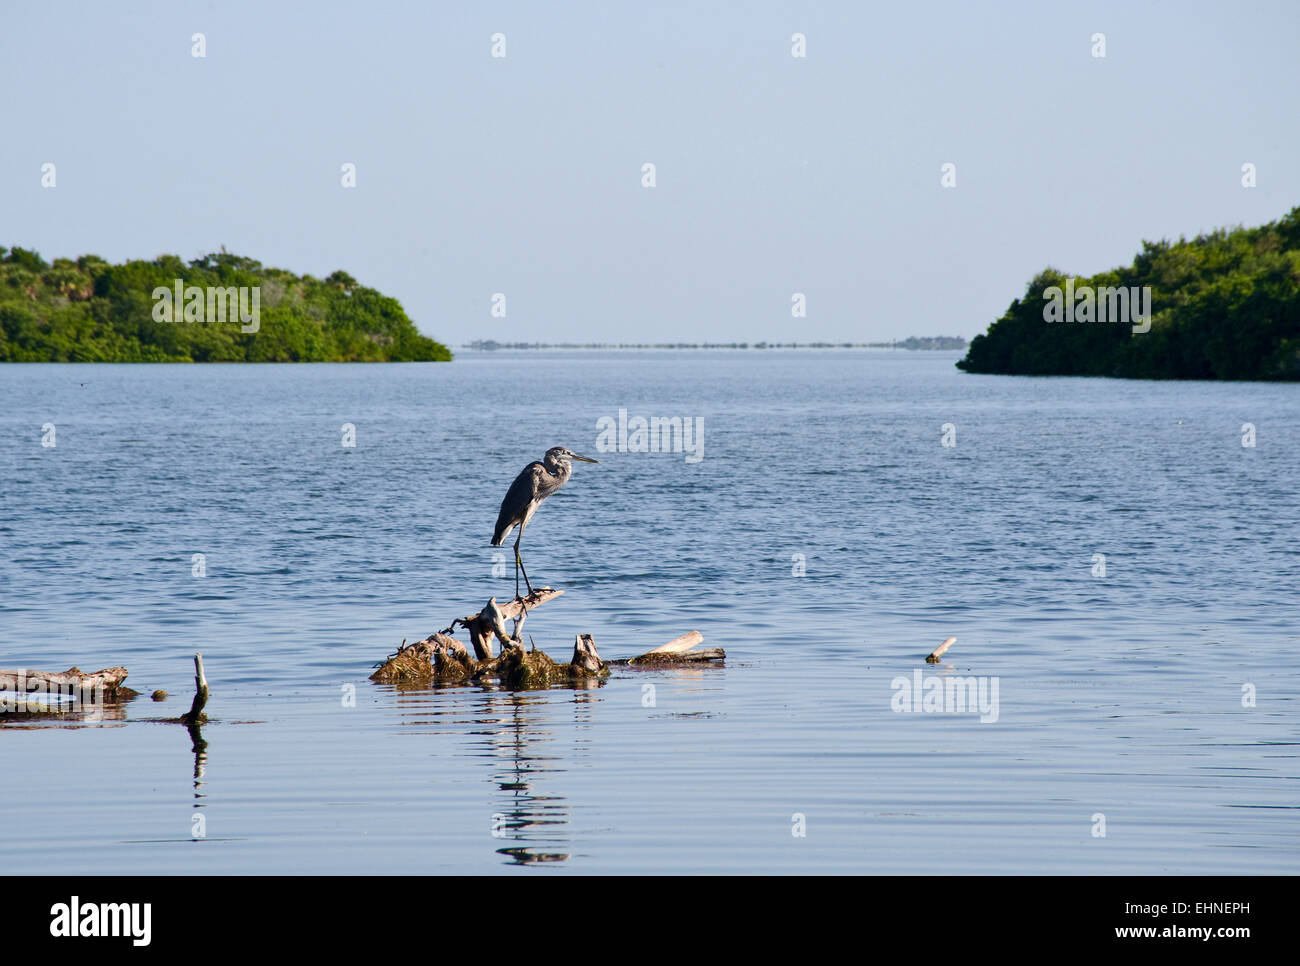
(3, 0, 1296, 348)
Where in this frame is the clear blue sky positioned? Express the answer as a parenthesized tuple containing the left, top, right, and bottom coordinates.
(2, 1, 1296, 346)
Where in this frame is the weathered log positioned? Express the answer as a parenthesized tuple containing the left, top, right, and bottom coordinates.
(572, 634, 603, 674)
(371, 588, 564, 683)
(369, 590, 718, 688)
(456, 602, 502, 661)
(646, 630, 705, 654)
(464, 589, 564, 659)
(624, 648, 726, 666)
(1, 666, 136, 717)
(510, 607, 528, 645)
(617, 629, 724, 667)
(926, 636, 957, 663)
(0, 666, 129, 694)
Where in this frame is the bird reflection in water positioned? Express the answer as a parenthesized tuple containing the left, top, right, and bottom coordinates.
(481, 684, 602, 865)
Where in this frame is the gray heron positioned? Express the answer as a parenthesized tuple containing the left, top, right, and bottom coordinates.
(492, 446, 599, 599)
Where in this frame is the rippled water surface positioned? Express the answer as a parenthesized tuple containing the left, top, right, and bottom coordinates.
(1, 351, 1297, 873)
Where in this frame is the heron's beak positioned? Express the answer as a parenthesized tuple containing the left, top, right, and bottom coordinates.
(570, 453, 599, 463)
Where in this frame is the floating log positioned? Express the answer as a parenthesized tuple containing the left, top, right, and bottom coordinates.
(623, 647, 726, 667)
(615, 629, 724, 667)
(371, 590, 564, 686)
(0, 666, 130, 695)
(370, 591, 721, 689)
(462, 589, 563, 659)
(926, 637, 957, 663)
(648, 630, 704, 654)
(372, 588, 564, 684)
(1, 666, 136, 718)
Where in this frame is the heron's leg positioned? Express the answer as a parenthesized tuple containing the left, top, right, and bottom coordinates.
(514, 529, 534, 598)
(517, 553, 534, 597)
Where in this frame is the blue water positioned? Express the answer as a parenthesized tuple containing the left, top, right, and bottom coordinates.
(2, 351, 1297, 873)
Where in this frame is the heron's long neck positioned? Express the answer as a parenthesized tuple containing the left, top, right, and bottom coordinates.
(543, 457, 572, 488)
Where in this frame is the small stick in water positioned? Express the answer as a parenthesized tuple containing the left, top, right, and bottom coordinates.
(926, 637, 957, 663)
(180, 653, 209, 725)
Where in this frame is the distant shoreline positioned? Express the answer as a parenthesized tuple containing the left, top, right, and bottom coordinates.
(463, 337, 968, 351)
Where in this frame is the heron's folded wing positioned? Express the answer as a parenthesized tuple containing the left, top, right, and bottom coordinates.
(493, 462, 547, 542)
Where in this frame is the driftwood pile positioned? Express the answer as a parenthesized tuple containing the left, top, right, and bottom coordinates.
(1, 654, 209, 740)
(371, 587, 723, 689)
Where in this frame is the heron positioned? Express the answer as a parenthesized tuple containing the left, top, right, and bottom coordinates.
(492, 446, 599, 599)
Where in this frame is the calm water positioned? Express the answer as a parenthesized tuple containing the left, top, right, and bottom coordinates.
(1, 351, 1297, 873)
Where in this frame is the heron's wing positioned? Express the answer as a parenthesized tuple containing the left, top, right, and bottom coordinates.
(492, 462, 546, 544)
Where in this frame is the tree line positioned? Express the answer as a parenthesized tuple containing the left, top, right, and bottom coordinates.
(0, 248, 451, 362)
(958, 207, 1300, 380)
